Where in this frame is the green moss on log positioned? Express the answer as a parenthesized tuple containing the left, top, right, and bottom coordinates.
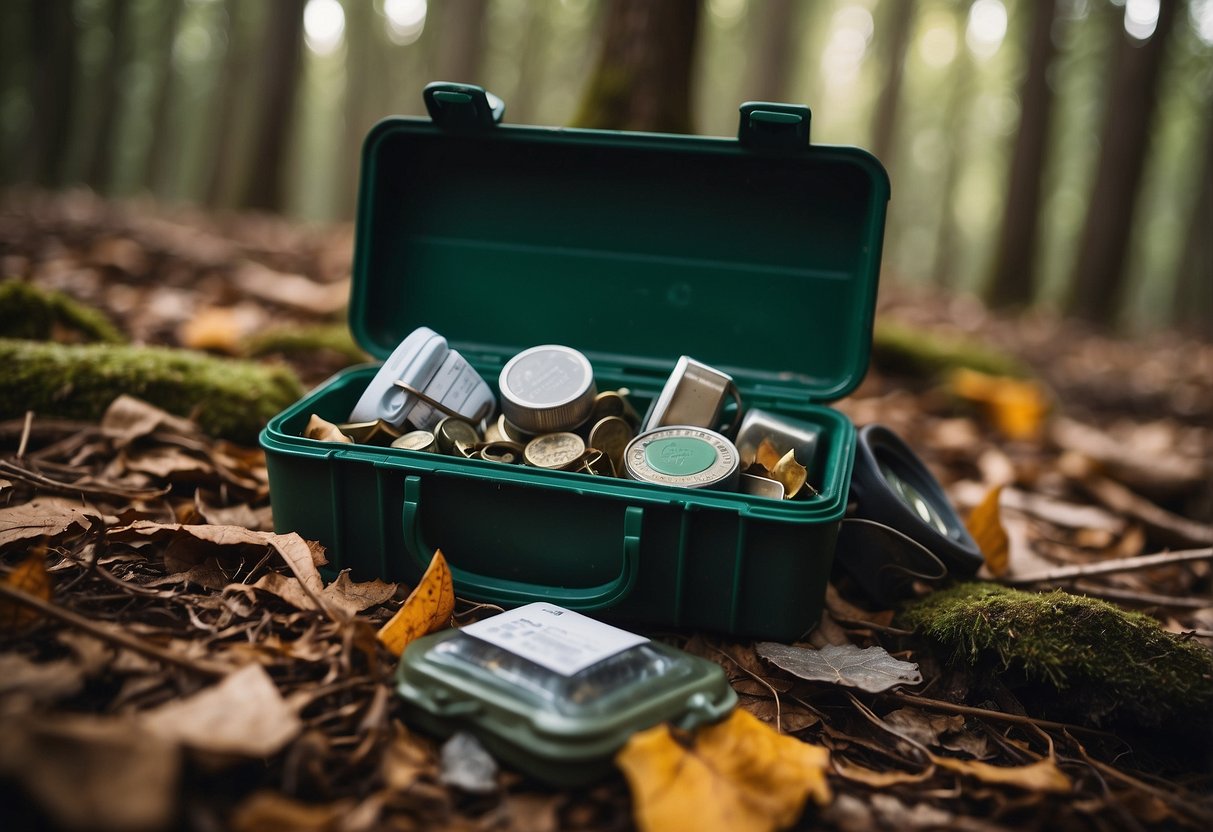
(900, 583, 1213, 728)
(242, 324, 368, 364)
(0, 279, 126, 344)
(873, 320, 1029, 379)
(0, 338, 303, 443)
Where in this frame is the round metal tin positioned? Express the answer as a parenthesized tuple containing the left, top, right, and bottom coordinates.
(622, 426, 740, 491)
(498, 345, 597, 433)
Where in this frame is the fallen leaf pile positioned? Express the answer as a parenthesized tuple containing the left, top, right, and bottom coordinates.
(1, 192, 1211, 831)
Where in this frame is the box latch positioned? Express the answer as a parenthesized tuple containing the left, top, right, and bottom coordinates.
(738, 102, 811, 151)
(423, 82, 505, 131)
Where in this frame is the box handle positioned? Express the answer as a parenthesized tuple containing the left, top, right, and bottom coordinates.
(423, 82, 505, 130)
(738, 102, 811, 151)
(401, 475, 641, 610)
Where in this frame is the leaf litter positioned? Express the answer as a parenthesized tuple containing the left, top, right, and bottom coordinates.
(1, 193, 1211, 831)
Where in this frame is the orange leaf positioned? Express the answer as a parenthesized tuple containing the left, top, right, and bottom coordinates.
(966, 485, 1010, 577)
(932, 754, 1072, 793)
(376, 550, 454, 656)
(616, 709, 831, 832)
(0, 549, 52, 631)
(949, 369, 1049, 441)
(303, 414, 353, 444)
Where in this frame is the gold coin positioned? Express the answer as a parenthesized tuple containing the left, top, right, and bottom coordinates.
(391, 430, 437, 452)
(498, 414, 534, 444)
(435, 417, 480, 455)
(524, 432, 586, 469)
(483, 420, 505, 443)
(588, 415, 633, 475)
(589, 390, 626, 422)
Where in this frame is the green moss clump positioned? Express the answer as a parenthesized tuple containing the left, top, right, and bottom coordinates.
(0, 338, 303, 443)
(0, 279, 126, 344)
(901, 583, 1213, 728)
(872, 320, 1029, 380)
(242, 324, 368, 364)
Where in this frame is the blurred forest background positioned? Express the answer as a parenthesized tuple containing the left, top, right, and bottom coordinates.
(1, 0, 1210, 336)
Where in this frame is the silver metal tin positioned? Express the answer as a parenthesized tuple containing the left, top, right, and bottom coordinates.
(622, 426, 740, 491)
(735, 408, 821, 472)
(642, 355, 741, 434)
(499, 345, 597, 434)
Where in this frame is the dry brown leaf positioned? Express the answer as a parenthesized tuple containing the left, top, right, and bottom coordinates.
(949, 368, 1049, 441)
(0, 498, 103, 549)
(377, 549, 454, 656)
(738, 694, 820, 733)
(931, 753, 1072, 793)
(0, 549, 52, 631)
(0, 714, 181, 832)
(233, 261, 351, 316)
(141, 663, 302, 757)
(101, 394, 198, 445)
(179, 304, 265, 353)
(304, 414, 353, 444)
(615, 709, 831, 832)
(0, 653, 85, 702)
(967, 484, 1009, 576)
(382, 724, 432, 791)
(231, 791, 352, 832)
(321, 570, 398, 617)
(756, 642, 922, 693)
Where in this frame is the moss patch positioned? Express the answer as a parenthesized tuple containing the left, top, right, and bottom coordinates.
(0, 279, 126, 344)
(901, 583, 1213, 728)
(242, 324, 368, 364)
(0, 338, 303, 444)
(873, 320, 1028, 380)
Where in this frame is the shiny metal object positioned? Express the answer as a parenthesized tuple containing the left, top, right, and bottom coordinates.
(499, 345, 597, 433)
(735, 408, 820, 473)
(622, 426, 740, 491)
(477, 440, 527, 465)
(435, 417, 481, 456)
(587, 415, 633, 476)
(337, 419, 402, 446)
(643, 356, 742, 434)
(524, 432, 587, 470)
(739, 473, 785, 500)
(391, 430, 438, 453)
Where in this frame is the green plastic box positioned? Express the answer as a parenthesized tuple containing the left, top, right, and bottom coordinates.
(260, 83, 889, 641)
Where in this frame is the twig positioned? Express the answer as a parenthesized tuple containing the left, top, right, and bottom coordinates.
(882, 691, 1119, 740)
(0, 582, 231, 678)
(1068, 581, 1211, 610)
(831, 615, 916, 636)
(709, 645, 783, 734)
(1004, 547, 1212, 586)
(1077, 473, 1213, 548)
(0, 459, 167, 501)
(15, 411, 33, 459)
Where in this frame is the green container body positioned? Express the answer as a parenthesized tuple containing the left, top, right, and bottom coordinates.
(261, 84, 890, 641)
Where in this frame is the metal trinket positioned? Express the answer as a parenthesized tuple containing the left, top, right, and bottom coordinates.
(642, 356, 742, 434)
(391, 430, 438, 453)
(524, 432, 587, 470)
(499, 345, 598, 433)
(622, 426, 740, 491)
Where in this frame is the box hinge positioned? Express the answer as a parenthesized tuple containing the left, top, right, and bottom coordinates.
(423, 82, 505, 131)
(738, 102, 811, 151)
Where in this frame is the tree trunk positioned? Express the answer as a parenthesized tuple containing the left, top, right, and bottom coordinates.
(87, 0, 134, 194)
(435, 0, 489, 84)
(505, 1, 551, 123)
(341, 0, 378, 218)
(238, 0, 306, 212)
(1065, 0, 1179, 326)
(572, 0, 702, 134)
(932, 3, 977, 287)
(28, 0, 78, 188)
(1172, 102, 1213, 339)
(141, 1, 186, 195)
(870, 0, 916, 168)
(745, 0, 797, 102)
(986, 0, 1061, 308)
(205, 0, 252, 207)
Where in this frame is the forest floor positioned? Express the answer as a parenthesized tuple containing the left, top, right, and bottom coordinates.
(0, 190, 1210, 831)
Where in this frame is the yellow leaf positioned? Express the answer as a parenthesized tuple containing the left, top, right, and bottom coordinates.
(615, 709, 831, 832)
(0, 549, 52, 631)
(931, 753, 1072, 793)
(966, 485, 1009, 576)
(376, 550, 454, 656)
(756, 438, 783, 472)
(949, 368, 1049, 441)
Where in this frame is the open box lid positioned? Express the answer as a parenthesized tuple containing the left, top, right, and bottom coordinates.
(349, 83, 890, 403)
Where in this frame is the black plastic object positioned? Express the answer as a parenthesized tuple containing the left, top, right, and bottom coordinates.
(836, 424, 982, 602)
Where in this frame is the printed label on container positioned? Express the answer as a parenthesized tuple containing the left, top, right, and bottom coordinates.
(461, 603, 649, 676)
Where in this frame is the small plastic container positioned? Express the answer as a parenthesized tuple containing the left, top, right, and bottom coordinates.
(395, 603, 737, 785)
(348, 326, 495, 430)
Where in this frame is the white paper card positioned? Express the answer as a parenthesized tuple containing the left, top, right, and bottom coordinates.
(461, 603, 649, 677)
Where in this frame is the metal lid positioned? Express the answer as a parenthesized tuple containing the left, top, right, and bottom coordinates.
(622, 426, 740, 491)
(498, 345, 597, 433)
